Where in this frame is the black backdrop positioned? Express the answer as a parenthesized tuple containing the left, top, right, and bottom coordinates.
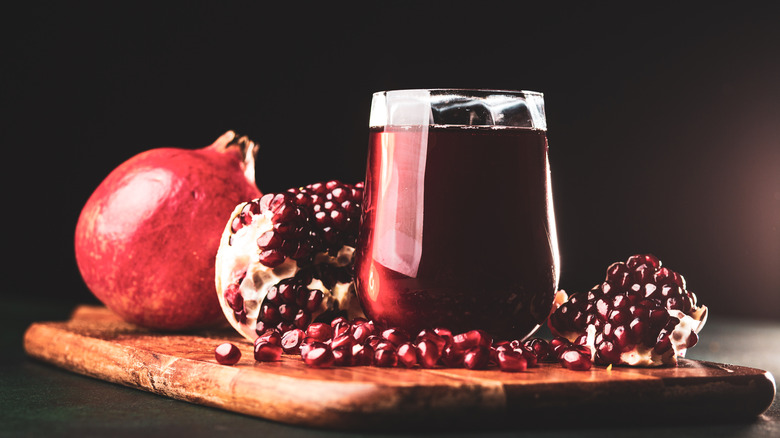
(4, 2, 779, 321)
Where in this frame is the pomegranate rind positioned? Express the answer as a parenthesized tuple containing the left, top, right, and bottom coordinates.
(215, 199, 363, 342)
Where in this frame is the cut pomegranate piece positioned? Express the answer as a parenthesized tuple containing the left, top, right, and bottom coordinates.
(549, 254, 707, 366)
(215, 181, 365, 342)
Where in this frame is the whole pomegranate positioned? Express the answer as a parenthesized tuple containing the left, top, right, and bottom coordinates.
(548, 254, 708, 366)
(215, 180, 365, 342)
(75, 131, 262, 330)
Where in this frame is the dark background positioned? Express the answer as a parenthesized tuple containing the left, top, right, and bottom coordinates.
(4, 2, 778, 321)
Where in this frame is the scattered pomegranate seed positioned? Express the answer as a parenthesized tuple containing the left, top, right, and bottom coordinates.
(416, 339, 441, 368)
(560, 347, 593, 371)
(497, 350, 528, 372)
(397, 342, 419, 368)
(452, 329, 492, 352)
(303, 344, 335, 368)
(332, 346, 353, 366)
(254, 340, 283, 362)
(305, 322, 333, 343)
(214, 343, 241, 365)
(463, 347, 490, 370)
(374, 348, 399, 367)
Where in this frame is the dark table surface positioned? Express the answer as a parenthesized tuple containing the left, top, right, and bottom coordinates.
(2, 297, 778, 438)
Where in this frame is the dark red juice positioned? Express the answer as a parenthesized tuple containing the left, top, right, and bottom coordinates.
(355, 125, 559, 341)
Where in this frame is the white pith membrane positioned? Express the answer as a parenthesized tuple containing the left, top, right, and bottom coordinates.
(215, 201, 363, 342)
(561, 294, 708, 367)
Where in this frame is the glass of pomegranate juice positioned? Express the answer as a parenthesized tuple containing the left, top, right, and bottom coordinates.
(355, 89, 560, 341)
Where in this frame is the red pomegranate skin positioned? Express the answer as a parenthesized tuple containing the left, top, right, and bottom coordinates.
(75, 131, 261, 330)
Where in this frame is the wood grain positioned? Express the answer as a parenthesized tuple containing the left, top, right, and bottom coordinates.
(24, 305, 776, 430)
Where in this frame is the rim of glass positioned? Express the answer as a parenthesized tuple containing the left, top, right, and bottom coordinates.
(373, 88, 543, 97)
(369, 88, 547, 129)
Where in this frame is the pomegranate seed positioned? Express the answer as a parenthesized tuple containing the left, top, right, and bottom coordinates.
(254, 320, 271, 337)
(256, 230, 282, 249)
(515, 345, 538, 367)
(293, 310, 312, 329)
(306, 289, 324, 312)
(595, 340, 621, 365)
(560, 348, 593, 371)
(497, 350, 527, 372)
(651, 332, 671, 355)
(612, 325, 634, 352)
(397, 342, 419, 368)
(433, 327, 453, 346)
(303, 345, 335, 368)
(300, 340, 325, 358)
(550, 336, 571, 358)
(415, 329, 447, 352)
(452, 329, 492, 352)
(332, 346, 353, 366)
(374, 348, 398, 367)
(214, 343, 241, 365)
(254, 341, 283, 362)
(306, 322, 333, 342)
(331, 333, 355, 350)
(351, 344, 374, 366)
(352, 322, 374, 344)
(463, 346, 490, 370)
(256, 328, 282, 347)
(260, 304, 281, 325)
(524, 338, 555, 362)
(278, 304, 298, 322)
(281, 328, 305, 354)
(332, 321, 351, 338)
(258, 249, 285, 268)
(686, 331, 699, 348)
(330, 316, 348, 327)
(416, 339, 441, 368)
(365, 335, 383, 350)
(381, 328, 410, 346)
(230, 216, 243, 233)
(223, 284, 244, 312)
(560, 347, 592, 371)
(440, 345, 465, 367)
(374, 341, 396, 352)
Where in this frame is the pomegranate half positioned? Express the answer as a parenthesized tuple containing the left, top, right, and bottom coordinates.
(75, 131, 262, 330)
(548, 254, 707, 366)
(215, 180, 365, 342)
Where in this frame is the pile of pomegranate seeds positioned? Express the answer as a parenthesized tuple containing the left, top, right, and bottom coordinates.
(240, 316, 596, 372)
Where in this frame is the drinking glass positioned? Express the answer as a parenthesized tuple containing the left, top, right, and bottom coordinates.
(354, 89, 560, 341)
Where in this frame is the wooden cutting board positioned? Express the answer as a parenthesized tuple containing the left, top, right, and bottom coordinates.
(24, 305, 776, 431)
